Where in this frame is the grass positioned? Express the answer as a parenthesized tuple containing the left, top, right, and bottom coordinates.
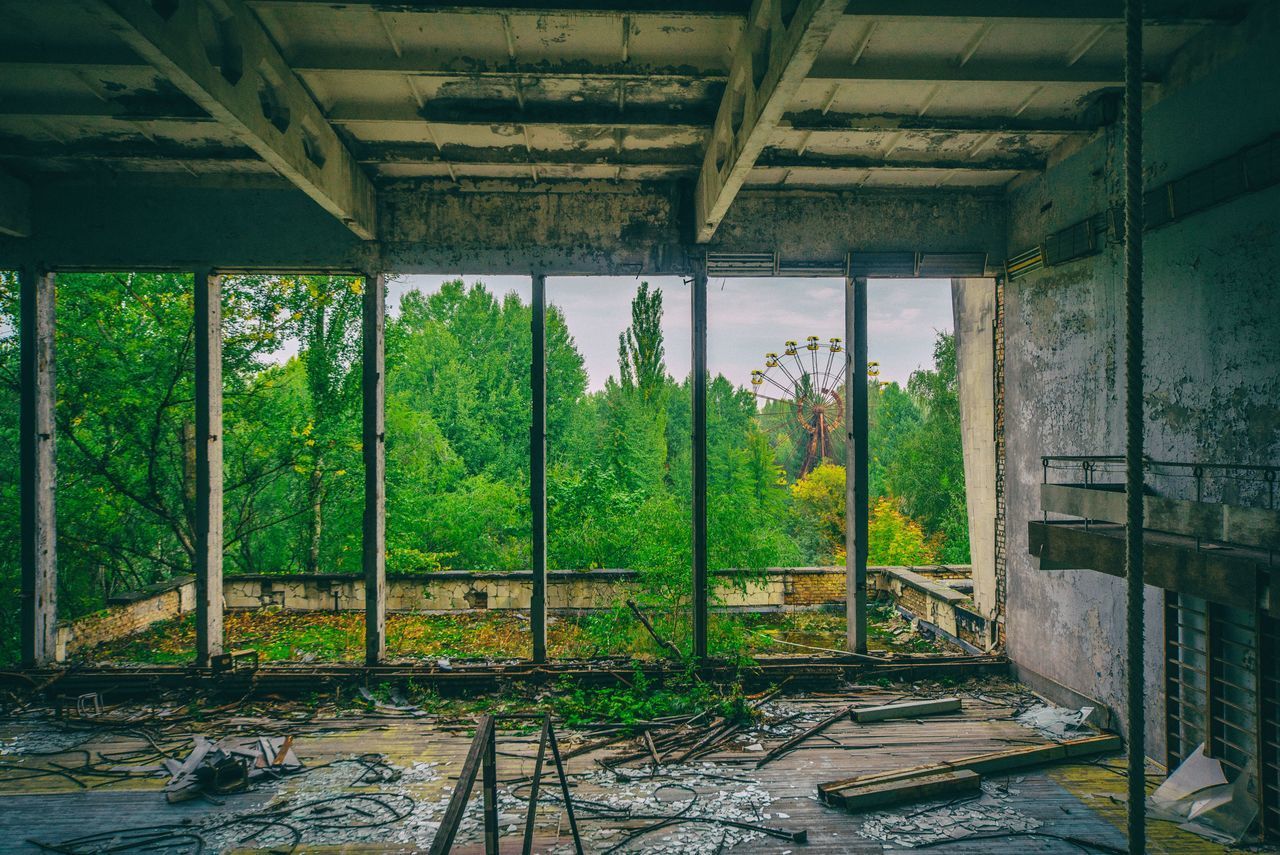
(77, 602, 955, 665)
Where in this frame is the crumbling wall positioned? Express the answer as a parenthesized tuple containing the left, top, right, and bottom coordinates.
(1002, 3, 1280, 759)
(56, 576, 196, 660)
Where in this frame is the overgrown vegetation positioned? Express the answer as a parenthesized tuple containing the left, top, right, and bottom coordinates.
(0, 273, 967, 664)
(76, 607, 951, 665)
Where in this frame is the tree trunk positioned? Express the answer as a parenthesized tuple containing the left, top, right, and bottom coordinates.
(306, 457, 325, 573)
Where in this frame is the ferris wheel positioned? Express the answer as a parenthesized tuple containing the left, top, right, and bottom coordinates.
(751, 336, 847, 478)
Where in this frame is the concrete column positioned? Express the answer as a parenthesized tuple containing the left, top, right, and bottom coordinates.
(952, 278, 997, 626)
(194, 268, 223, 666)
(691, 266, 708, 662)
(363, 272, 387, 665)
(845, 275, 868, 654)
(19, 267, 57, 667)
(530, 273, 548, 663)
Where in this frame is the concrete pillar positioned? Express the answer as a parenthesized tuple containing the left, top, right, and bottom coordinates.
(530, 274, 548, 663)
(845, 275, 868, 654)
(363, 272, 387, 665)
(691, 266, 708, 662)
(952, 278, 997, 626)
(19, 267, 57, 667)
(194, 269, 223, 666)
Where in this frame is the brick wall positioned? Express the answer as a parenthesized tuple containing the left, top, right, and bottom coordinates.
(788, 569, 845, 605)
(56, 576, 196, 661)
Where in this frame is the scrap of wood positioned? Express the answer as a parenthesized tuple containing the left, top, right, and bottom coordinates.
(272, 735, 295, 766)
(850, 697, 962, 723)
(818, 733, 1123, 806)
(756, 704, 856, 768)
(825, 769, 980, 812)
(626, 599, 683, 659)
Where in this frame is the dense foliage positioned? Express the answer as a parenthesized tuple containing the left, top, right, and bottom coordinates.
(0, 274, 967, 663)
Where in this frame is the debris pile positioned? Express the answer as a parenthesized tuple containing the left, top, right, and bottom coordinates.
(164, 734, 303, 802)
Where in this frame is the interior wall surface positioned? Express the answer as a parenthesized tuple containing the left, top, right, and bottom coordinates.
(0, 177, 1006, 275)
(952, 278, 997, 621)
(1002, 4, 1280, 759)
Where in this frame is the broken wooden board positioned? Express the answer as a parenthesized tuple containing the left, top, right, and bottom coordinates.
(850, 697, 961, 723)
(818, 733, 1123, 807)
(826, 769, 980, 813)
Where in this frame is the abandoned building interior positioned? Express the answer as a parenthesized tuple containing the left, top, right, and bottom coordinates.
(1, 0, 1279, 851)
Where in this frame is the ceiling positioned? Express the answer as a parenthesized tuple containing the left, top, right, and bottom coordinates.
(0, 0, 1251, 242)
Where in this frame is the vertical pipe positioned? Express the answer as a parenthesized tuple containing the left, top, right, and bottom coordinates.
(363, 272, 387, 666)
(691, 265, 708, 662)
(19, 267, 57, 666)
(1123, 0, 1146, 850)
(530, 273, 548, 664)
(845, 275, 869, 654)
(194, 268, 223, 667)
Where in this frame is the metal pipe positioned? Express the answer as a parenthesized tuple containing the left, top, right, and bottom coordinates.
(194, 268, 223, 667)
(1123, 0, 1146, 850)
(531, 273, 548, 664)
(845, 275, 868, 654)
(18, 267, 57, 667)
(363, 272, 387, 666)
(692, 265, 708, 662)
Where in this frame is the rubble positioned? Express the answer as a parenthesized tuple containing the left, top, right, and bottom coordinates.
(164, 734, 304, 802)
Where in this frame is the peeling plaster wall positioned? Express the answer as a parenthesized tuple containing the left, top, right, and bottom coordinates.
(953, 278, 997, 621)
(1002, 5, 1280, 759)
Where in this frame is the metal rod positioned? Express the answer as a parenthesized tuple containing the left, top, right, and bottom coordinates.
(547, 717, 585, 854)
(194, 268, 223, 667)
(521, 718, 550, 855)
(19, 267, 57, 667)
(692, 265, 709, 663)
(531, 273, 548, 664)
(363, 273, 387, 666)
(483, 714, 499, 855)
(429, 715, 495, 855)
(845, 275, 869, 654)
(1123, 0, 1146, 849)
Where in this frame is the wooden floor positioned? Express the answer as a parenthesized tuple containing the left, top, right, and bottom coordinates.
(0, 684, 1259, 853)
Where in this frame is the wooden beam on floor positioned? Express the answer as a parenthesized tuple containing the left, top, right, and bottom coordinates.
(693, 0, 848, 242)
(87, 0, 377, 239)
(826, 769, 981, 813)
(851, 696, 962, 722)
(818, 733, 1124, 807)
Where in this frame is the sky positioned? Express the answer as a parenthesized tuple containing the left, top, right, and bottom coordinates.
(392, 274, 955, 392)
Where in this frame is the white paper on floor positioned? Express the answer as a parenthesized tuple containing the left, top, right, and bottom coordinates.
(1148, 742, 1258, 844)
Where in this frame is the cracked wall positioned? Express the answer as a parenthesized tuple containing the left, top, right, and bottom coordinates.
(1001, 5, 1280, 759)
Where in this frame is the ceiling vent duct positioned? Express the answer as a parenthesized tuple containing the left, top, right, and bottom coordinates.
(849, 252, 916, 277)
(1006, 245, 1044, 280)
(776, 258, 847, 277)
(706, 252, 776, 277)
(918, 252, 988, 278)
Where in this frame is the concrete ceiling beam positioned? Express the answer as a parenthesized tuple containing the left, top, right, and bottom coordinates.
(783, 111, 1102, 133)
(85, 0, 378, 239)
(0, 167, 32, 238)
(694, 0, 849, 243)
(808, 59, 1158, 85)
(840, 1, 1245, 26)
(247, 0, 749, 17)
